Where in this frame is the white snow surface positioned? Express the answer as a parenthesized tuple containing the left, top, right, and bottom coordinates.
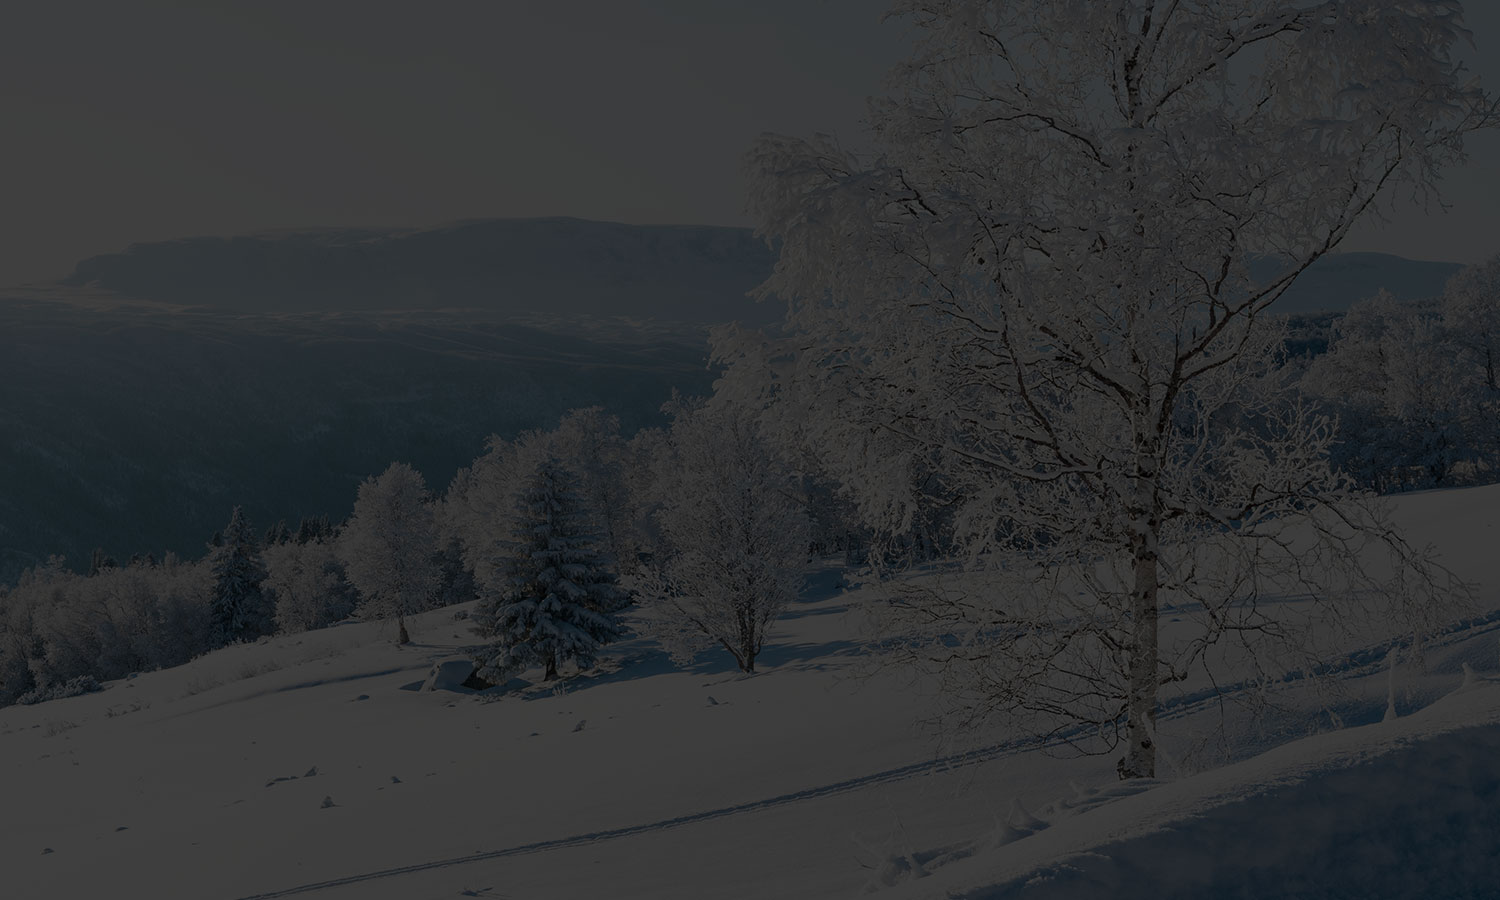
(883, 680, 1500, 900)
(4, 484, 1499, 900)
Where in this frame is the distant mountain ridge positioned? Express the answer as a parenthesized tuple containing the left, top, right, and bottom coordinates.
(1248, 251, 1464, 314)
(62, 217, 783, 325)
(60, 217, 1461, 320)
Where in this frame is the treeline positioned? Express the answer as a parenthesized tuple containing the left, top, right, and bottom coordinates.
(0, 400, 849, 707)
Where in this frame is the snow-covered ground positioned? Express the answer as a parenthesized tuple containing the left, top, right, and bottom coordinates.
(884, 681, 1500, 900)
(5, 485, 1499, 900)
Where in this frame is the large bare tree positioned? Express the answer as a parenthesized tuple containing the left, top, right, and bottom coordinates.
(722, 0, 1493, 777)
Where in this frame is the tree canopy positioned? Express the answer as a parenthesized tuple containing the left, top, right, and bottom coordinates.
(723, 0, 1493, 777)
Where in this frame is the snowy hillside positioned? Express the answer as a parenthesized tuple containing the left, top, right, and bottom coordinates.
(884, 681, 1500, 900)
(5, 485, 1498, 900)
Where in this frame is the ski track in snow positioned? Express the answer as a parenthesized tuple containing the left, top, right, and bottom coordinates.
(159, 665, 430, 720)
(230, 610, 1500, 899)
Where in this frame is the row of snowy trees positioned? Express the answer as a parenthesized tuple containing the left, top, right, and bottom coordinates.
(0, 396, 823, 705)
(1301, 255, 1500, 491)
(0, 555, 210, 705)
(0, 509, 355, 705)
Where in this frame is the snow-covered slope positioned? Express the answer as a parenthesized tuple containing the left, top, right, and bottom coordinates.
(884, 682, 1500, 900)
(4, 488, 1497, 900)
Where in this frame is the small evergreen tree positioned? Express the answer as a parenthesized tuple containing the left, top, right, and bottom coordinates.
(472, 457, 627, 682)
(264, 520, 291, 546)
(205, 507, 271, 647)
(295, 515, 332, 545)
(433, 535, 479, 608)
(88, 548, 117, 576)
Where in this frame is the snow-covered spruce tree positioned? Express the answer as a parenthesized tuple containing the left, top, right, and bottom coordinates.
(449, 415, 639, 602)
(633, 397, 811, 674)
(721, 0, 1492, 778)
(206, 507, 272, 647)
(338, 462, 440, 645)
(471, 456, 627, 682)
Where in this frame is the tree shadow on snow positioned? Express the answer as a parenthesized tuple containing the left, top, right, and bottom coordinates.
(752, 636, 868, 672)
(506, 629, 872, 700)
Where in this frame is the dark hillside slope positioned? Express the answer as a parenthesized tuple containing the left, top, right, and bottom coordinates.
(0, 296, 712, 582)
(1248, 251, 1461, 313)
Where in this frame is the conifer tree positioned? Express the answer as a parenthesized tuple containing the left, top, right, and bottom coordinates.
(205, 506, 271, 647)
(472, 456, 627, 682)
(264, 520, 291, 546)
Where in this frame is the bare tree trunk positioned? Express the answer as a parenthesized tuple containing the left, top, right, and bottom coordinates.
(397, 613, 410, 646)
(1121, 434, 1162, 780)
(544, 655, 559, 681)
(738, 598, 757, 673)
(1120, 527, 1160, 779)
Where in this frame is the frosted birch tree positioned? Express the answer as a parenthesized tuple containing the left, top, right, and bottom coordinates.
(264, 538, 358, 634)
(339, 462, 440, 644)
(723, 0, 1492, 777)
(445, 435, 522, 594)
(633, 398, 811, 674)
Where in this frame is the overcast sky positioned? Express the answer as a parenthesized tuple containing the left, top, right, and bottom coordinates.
(3, 1, 1498, 288)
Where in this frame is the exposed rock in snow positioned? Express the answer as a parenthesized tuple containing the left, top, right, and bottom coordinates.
(422, 657, 478, 693)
